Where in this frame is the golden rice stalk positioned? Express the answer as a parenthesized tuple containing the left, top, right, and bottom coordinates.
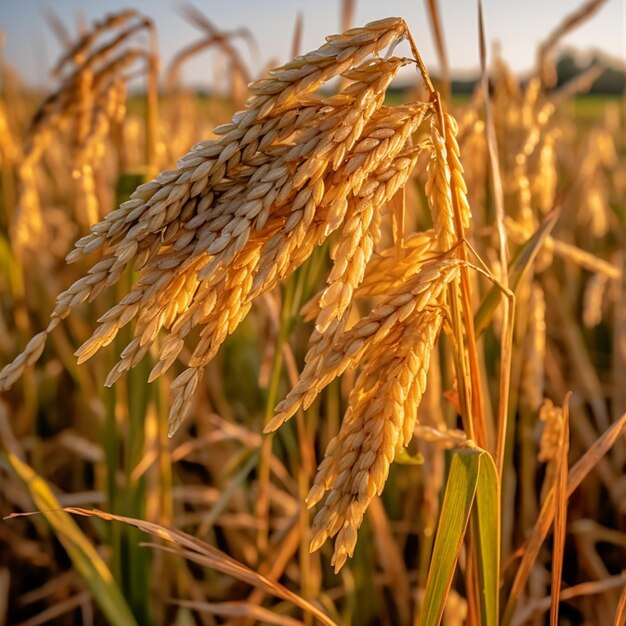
(514, 163, 532, 219)
(84, 63, 403, 301)
(350, 230, 438, 297)
(11, 164, 45, 256)
(313, 133, 429, 334)
(300, 229, 438, 321)
(53, 10, 139, 74)
(67, 55, 409, 271)
(537, 397, 566, 508)
(582, 273, 608, 328)
(1, 17, 474, 575)
(306, 309, 444, 572)
(520, 283, 546, 411)
(425, 113, 470, 250)
(244, 103, 427, 301)
(74, 67, 395, 343)
(139, 71, 426, 438)
(276, 108, 472, 572)
(455, 112, 487, 206)
(536, 0, 607, 87)
(425, 117, 454, 250)
(31, 34, 144, 155)
(538, 398, 564, 463)
(176, 5, 256, 103)
(531, 128, 559, 214)
(162, 125, 430, 434)
(443, 113, 472, 232)
(12, 10, 156, 255)
(266, 256, 458, 432)
(0, 20, 432, 440)
(521, 102, 555, 159)
(584, 185, 609, 239)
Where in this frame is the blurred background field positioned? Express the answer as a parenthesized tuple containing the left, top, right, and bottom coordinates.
(0, 1, 625, 625)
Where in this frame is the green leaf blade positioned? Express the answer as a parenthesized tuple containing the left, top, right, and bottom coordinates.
(420, 448, 480, 626)
(473, 451, 500, 626)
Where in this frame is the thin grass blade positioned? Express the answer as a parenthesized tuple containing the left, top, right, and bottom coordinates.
(503, 411, 626, 625)
(4, 453, 139, 626)
(57, 507, 337, 626)
(171, 599, 305, 626)
(474, 209, 559, 337)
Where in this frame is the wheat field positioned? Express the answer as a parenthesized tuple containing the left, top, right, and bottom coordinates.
(0, 2, 625, 625)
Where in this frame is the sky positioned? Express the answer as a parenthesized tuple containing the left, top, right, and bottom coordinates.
(1, 0, 624, 89)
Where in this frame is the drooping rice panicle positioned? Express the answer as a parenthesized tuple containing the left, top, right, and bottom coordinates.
(267, 256, 458, 432)
(306, 309, 443, 572)
(1, 20, 432, 440)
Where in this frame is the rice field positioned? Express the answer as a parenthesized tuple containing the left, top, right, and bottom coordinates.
(0, 2, 625, 625)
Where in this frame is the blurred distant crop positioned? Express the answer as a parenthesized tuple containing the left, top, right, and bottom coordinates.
(0, 1, 625, 625)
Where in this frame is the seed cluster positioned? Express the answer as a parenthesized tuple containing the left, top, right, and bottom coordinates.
(0, 17, 471, 569)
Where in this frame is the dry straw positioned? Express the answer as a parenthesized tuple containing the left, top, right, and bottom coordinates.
(1, 17, 473, 568)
